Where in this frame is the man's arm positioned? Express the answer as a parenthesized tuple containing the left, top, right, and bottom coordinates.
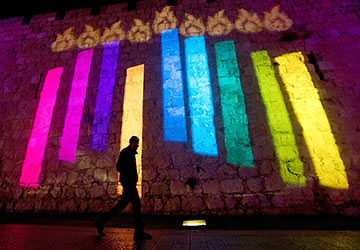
(116, 150, 125, 173)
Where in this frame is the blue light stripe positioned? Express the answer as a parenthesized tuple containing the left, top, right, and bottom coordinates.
(184, 36, 218, 156)
(161, 28, 187, 142)
(90, 40, 120, 151)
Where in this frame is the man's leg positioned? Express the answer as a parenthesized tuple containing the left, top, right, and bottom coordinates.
(128, 186, 152, 241)
(95, 187, 129, 236)
(128, 186, 144, 233)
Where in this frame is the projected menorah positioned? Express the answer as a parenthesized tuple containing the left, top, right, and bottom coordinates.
(19, 28, 349, 191)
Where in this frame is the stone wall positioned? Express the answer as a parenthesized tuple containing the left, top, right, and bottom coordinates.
(1, 0, 360, 215)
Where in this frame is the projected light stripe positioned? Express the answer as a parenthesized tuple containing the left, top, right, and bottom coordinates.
(91, 41, 120, 151)
(214, 40, 254, 167)
(251, 51, 305, 185)
(161, 28, 187, 142)
(19, 67, 63, 188)
(184, 36, 218, 156)
(119, 64, 144, 196)
(275, 52, 348, 189)
(59, 49, 94, 162)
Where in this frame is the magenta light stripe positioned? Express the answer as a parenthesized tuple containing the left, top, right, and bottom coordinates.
(19, 67, 63, 188)
(59, 49, 94, 162)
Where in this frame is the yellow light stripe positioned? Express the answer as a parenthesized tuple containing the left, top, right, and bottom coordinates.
(275, 52, 348, 189)
(118, 64, 144, 196)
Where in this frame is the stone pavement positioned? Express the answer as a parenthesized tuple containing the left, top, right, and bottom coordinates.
(1, 223, 360, 250)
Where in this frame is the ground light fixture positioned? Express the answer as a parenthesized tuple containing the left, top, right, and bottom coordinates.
(182, 220, 207, 227)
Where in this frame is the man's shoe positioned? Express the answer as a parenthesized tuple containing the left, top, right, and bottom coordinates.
(95, 222, 105, 237)
(134, 231, 152, 241)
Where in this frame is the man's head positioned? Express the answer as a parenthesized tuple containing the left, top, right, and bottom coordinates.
(129, 136, 139, 151)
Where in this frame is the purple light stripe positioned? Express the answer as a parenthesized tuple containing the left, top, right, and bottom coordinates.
(59, 49, 94, 162)
(90, 41, 120, 151)
(19, 67, 63, 188)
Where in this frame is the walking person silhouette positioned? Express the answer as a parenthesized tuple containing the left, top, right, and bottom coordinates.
(95, 136, 152, 241)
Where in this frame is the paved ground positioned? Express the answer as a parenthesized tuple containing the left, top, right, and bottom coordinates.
(1, 223, 360, 250)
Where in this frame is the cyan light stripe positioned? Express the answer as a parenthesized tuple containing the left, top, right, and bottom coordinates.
(91, 41, 120, 151)
(184, 36, 218, 156)
(161, 28, 187, 142)
(214, 40, 254, 167)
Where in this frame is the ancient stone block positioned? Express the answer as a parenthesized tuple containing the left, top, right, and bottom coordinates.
(94, 168, 107, 182)
(264, 174, 284, 191)
(165, 197, 181, 213)
(89, 185, 105, 198)
(205, 195, 224, 210)
(170, 181, 185, 195)
(182, 196, 206, 213)
(151, 182, 169, 196)
(225, 196, 237, 209)
(202, 180, 220, 194)
(220, 179, 244, 193)
(246, 178, 263, 192)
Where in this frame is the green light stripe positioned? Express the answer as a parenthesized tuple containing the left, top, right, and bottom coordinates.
(214, 40, 254, 167)
(251, 50, 305, 185)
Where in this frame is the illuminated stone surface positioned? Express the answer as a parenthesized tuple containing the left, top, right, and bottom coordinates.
(90, 40, 120, 151)
(161, 28, 187, 142)
(100, 21, 126, 45)
(19, 67, 63, 188)
(251, 50, 306, 186)
(275, 52, 349, 189)
(207, 10, 233, 36)
(77, 25, 101, 49)
(153, 6, 177, 34)
(0, 0, 359, 216)
(179, 14, 206, 37)
(119, 64, 145, 196)
(59, 49, 94, 162)
(214, 40, 254, 167)
(128, 19, 152, 43)
(184, 35, 218, 156)
(235, 9, 263, 33)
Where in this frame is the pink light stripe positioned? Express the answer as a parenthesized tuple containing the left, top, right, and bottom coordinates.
(59, 49, 94, 162)
(19, 67, 63, 188)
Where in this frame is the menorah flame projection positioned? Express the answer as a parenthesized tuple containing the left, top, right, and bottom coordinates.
(214, 41, 254, 167)
(19, 68, 63, 188)
(51, 5, 293, 52)
(91, 41, 120, 151)
(275, 53, 349, 189)
(118, 64, 145, 196)
(161, 28, 187, 142)
(184, 36, 218, 156)
(59, 49, 94, 162)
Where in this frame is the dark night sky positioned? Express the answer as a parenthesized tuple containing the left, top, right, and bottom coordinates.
(0, 0, 135, 20)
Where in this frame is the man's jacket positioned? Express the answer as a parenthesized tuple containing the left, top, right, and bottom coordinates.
(116, 146, 138, 187)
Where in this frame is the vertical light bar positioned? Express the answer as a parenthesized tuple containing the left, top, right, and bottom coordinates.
(275, 52, 348, 189)
(119, 64, 144, 196)
(91, 41, 120, 151)
(59, 49, 94, 162)
(161, 28, 187, 142)
(214, 41, 254, 167)
(251, 51, 305, 186)
(184, 36, 218, 156)
(19, 67, 63, 188)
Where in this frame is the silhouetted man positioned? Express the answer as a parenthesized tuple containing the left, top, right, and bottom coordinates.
(95, 136, 152, 241)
